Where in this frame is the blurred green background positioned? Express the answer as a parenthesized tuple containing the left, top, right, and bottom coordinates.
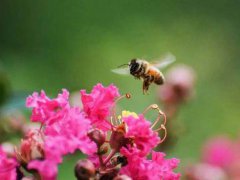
(1, 0, 240, 179)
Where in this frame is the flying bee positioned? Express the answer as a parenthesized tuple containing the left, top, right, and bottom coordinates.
(111, 53, 176, 94)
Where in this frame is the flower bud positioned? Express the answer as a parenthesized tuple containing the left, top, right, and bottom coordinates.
(99, 169, 118, 180)
(88, 129, 106, 147)
(15, 130, 44, 165)
(117, 156, 128, 167)
(98, 145, 108, 155)
(110, 123, 133, 152)
(110, 130, 126, 151)
(110, 155, 128, 167)
(74, 159, 96, 180)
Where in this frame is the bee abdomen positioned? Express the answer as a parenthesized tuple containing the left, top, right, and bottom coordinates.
(154, 74, 164, 85)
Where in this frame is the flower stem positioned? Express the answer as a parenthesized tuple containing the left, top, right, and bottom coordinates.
(103, 149, 117, 166)
(98, 154, 104, 168)
(38, 123, 44, 133)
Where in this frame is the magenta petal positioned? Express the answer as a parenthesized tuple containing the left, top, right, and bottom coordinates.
(122, 115, 160, 157)
(80, 83, 120, 131)
(28, 160, 58, 180)
(26, 89, 70, 124)
(0, 148, 17, 180)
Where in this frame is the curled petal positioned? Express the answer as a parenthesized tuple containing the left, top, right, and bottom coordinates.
(80, 83, 120, 131)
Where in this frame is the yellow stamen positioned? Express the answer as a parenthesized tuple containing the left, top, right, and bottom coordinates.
(112, 93, 131, 125)
(122, 110, 138, 118)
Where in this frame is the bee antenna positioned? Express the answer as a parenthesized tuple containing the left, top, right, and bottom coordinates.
(117, 64, 129, 68)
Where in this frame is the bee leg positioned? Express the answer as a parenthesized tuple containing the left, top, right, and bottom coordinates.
(142, 83, 145, 94)
(143, 79, 150, 95)
(142, 82, 146, 94)
(134, 74, 141, 80)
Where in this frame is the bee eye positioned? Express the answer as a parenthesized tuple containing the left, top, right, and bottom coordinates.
(130, 62, 139, 73)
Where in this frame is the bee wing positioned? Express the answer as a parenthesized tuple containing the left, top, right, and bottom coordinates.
(151, 53, 176, 69)
(111, 66, 130, 75)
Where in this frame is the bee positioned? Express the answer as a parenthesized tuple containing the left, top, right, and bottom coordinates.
(111, 53, 176, 94)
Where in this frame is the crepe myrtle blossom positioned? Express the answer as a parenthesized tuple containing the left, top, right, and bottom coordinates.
(184, 163, 228, 180)
(158, 65, 195, 105)
(184, 136, 240, 180)
(202, 136, 240, 179)
(0, 83, 180, 180)
(0, 147, 17, 180)
(202, 136, 235, 169)
(158, 64, 196, 118)
(120, 148, 180, 180)
(80, 83, 120, 131)
(13, 89, 97, 180)
(26, 89, 70, 125)
(79, 84, 179, 179)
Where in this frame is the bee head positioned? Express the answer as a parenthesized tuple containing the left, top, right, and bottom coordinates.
(129, 58, 140, 74)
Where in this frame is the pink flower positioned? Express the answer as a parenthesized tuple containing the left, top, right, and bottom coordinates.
(122, 115, 160, 156)
(80, 83, 120, 131)
(120, 146, 146, 163)
(27, 136, 70, 180)
(185, 163, 227, 180)
(151, 151, 180, 180)
(158, 64, 195, 105)
(28, 108, 97, 179)
(26, 89, 70, 124)
(22, 84, 180, 179)
(120, 148, 180, 180)
(28, 160, 57, 180)
(44, 107, 97, 156)
(202, 136, 235, 168)
(26, 89, 97, 179)
(0, 148, 17, 180)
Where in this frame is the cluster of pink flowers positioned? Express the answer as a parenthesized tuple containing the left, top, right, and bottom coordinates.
(0, 83, 180, 180)
(185, 136, 240, 180)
